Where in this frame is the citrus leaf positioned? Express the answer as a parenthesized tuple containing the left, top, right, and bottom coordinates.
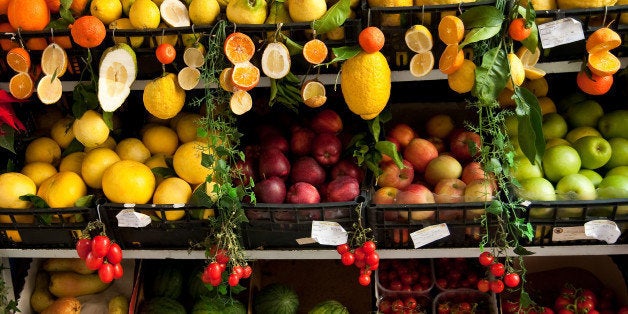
(460, 26, 501, 48)
(0, 126, 15, 154)
(62, 139, 85, 157)
(375, 140, 403, 169)
(459, 6, 504, 28)
(368, 115, 381, 142)
(514, 87, 545, 163)
(473, 47, 508, 103)
(312, 0, 350, 35)
(521, 23, 539, 54)
(283, 36, 303, 56)
(151, 167, 177, 179)
(102, 111, 114, 130)
(75, 195, 94, 207)
(19, 194, 49, 209)
(319, 45, 361, 67)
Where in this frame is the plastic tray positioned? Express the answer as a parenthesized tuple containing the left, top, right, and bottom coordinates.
(432, 257, 485, 291)
(433, 288, 498, 314)
(375, 258, 435, 299)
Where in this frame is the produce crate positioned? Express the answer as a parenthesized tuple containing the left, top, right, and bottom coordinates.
(433, 288, 498, 314)
(0, 206, 95, 248)
(99, 203, 213, 250)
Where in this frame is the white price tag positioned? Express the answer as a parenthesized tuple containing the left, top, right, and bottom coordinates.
(116, 209, 151, 228)
(585, 220, 621, 244)
(551, 226, 594, 242)
(310, 221, 348, 246)
(538, 18, 585, 49)
(410, 223, 450, 248)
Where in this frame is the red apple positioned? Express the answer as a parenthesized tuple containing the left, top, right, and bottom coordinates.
(290, 156, 326, 187)
(377, 159, 414, 189)
(464, 179, 495, 202)
(461, 162, 486, 184)
(256, 124, 283, 140)
(286, 182, 321, 204)
(258, 148, 291, 180)
(261, 133, 289, 153)
(244, 144, 261, 160)
(290, 126, 316, 156)
(312, 132, 342, 166)
(310, 109, 343, 134)
(424, 155, 463, 186)
(331, 158, 364, 183)
(232, 159, 256, 186)
(326, 176, 360, 202)
(254, 176, 286, 203)
(428, 137, 447, 153)
(388, 123, 416, 147)
(396, 184, 435, 221)
(372, 186, 399, 204)
(433, 178, 466, 203)
(403, 138, 439, 173)
(450, 131, 482, 161)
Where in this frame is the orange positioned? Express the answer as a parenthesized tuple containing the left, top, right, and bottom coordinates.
(231, 61, 260, 91)
(45, 0, 61, 13)
(587, 50, 621, 77)
(223, 32, 255, 64)
(7, 0, 50, 31)
(302, 39, 328, 65)
(358, 26, 385, 53)
(9, 72, 34, 100)
(576, 71, 613, 96)
(0, 0, 9, 15)
(69, 0, 89, 16)
(6, 47, 31, 72)
(508, 18, 532, 41)
(50, 36, 73, 50)
(438, 44, 464, 75)
(0, 23, 19, 51)
(25, 38, 49, 51)
(438, 15, 465, 45)
(70, 15, 106, 49)
(585, 27, 621, 54)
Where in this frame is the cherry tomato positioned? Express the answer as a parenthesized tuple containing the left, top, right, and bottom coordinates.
(85, 251, 104, 270)
(560, 285, 577, 298)
(106, 243, 123, 264)
(201, 271, 212, 284)
(577, 299, 595, 313)
(504, 272, 520, 287)
(156, 43, 176, 65)
(392, 299, 405, 312)
(232, 265, 244, 279)
(218, 262, 227, 272)
(490, 279, 505, 293)
(379, 299, 392, 313)
(501, 300, 520, 314)
(336, 243, 350, 255)
(207, 262, 222, 280)
(459, 302, 472, 312)
(242, 265, 253, 278)
(617, 307, 628, 314)
(580, 289, 598, 306)
(438, 303, 451, 314)
(98, 263, 114, 283)
(558, 309, 574, 314)
(490, 262, 505, 277)
(405, 296, 417, 310)
(358, 273, 371, 286)
(588, 310, 600, 314)
(215, 249, 229, 264)
(228, 273, 239, 286)
(477, 278, 490, 292)
(354, 259, 366, 269)
(362, 240, 376, 254)
(401, 273, 413, 286)
(354, 247, 365, 261)
(91, 235, 111, 258)
(389, 280, 402, 291)
(341, 251, 355, 266)
(478, 251, 494, 266)
(360, 268, 372, 276)
(555, 296, 573, 311)
(365, 251, 380, 266)
(112, 263, 124, 279)
(75, 238, 92, 260)
(210, 276, 221, 286)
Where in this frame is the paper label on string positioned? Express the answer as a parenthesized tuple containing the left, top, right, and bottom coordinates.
(584, 220, 621, 244)
(538, 18, 585, 49)
(551, 226, 594, 241)
(116, 209, 151, 228)
(410, 223, 450, 248)
(310, 221, 348, 246)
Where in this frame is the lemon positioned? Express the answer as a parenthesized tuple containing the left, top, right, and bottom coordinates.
(142, 124, 179, 156)
(59, 151, 86, 176)
(143, 73, 186, 119)
(524, 67, 546, 80)
(160, 0, 190, 27)
(102, 160, 156, 204)
(36, 74, 63, 105)
(37, 171, 87, 208)
(261, 42, 291, 79)
(176, 113, 203, 143)
(409, 51, 434, 78)
(121, 0, 135, 15)
(229, 90, 253, 115)
(50, 117, 75, 149)
(405, 25, 433, 53)
(153, 177, 192, 220)
(25, 137, 62, 166)
(340, 51, 391, 120)
(506, 53, 525, 91)
(116, 137, 151, 162)
(81, 148, 121, 189)
(516, 46, 540, 67)
(173, 140, 214, 185)
(91, 0, 123, 25)
(41, 43, 68, 77)
(447, 59, 476, 94)
(129, 0, 161, 29)
(301, 79, 326, 108)
(21, 162, 57, 187)
(84, 136, 117, 152)
(73, 110, 110, 148)
(188, 0, 220, 25)
(556, 0, 616, 9)
(538, 97, 557, 115)
(183, 45, 205, 68)
(177, 66, 201, 91)
(426, 114, 454, 139)
(288, 0, 326, 22)
(110, 18, 144, 48)
(368, 0, 412, 26)
(227, 0, 267, 24)
(0, 172, 36, 224)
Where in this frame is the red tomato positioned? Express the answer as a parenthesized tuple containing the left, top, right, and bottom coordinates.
(504, 273, 520, 287)
(242, 265, 253, 278)
(98, 263, 114, 283)
(207, 262, 222, 280)
(501, 299, 520, 314)
(106, 243, 123, 264)
(477, 279, 490, 292)
(366, 252, 380, 267)
(232, 265, 244, 278)
(405, 297, 417, 310)
(438, 303, 451, 314)
(112, 263, 124, 279)
(358, 273, 371, 286)
(490, 279, 505, 293)
(555, 296, 573, 311)
(336, 243, 350, 255)
(201, 271, 212, 284)
(210, 276, 221, 286)
(401, 273, 413, 286)
(215, 249, 229, 264)
(341, 251, 355, 266)
(459, 302, 472, 312)
(392, 299, 405, 312)
(490, 262, 505, 277)
(558, 309, 574, 314)
(75, 238, 91, 260)
(354, 247, 366, 261)
(580, 289, 598, 306)
(228, 273, 239, 286)
(362, 240, 376, 254)
(577, 299, 595, 313)
(156, 43, 176, 65)
(379, 299, 392, 313)
(478, 251, 494, 266)
(389, 280, 402, 291)
(85, 251, 104, 270)
(91, 235, 111, 258)
(617, 307, 628, 314)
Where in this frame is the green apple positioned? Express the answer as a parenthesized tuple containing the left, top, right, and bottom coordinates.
(542, 113, 568, 140)
(597, 175, 628, 199)
(512, 155, 543, 181)
(607, 166, 628, 177)
(565, 126, 602, 144)
(542, 145, 581, 182)
(572, 136, 612, 169)
(517, 177, 556, 219)
(557, 91, 587, 112)
(566, 100, 604, 128)
(546, 138, 571, 149)
(578, 169, 603, 187)
(598, 110, 628, 139)
(504, 115, 518, 138)
(556, 173, 596, 217)
(606, 137, 628, 169)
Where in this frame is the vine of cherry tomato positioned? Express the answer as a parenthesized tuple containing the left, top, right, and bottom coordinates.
(75, 234, 124, 284)
(475, 251, 520, 294)
(336, 240, 379, 286)
(201, 247, 252, 287)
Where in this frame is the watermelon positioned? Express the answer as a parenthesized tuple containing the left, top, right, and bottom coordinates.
(188, 270, 212, 301)
(140, 297, 186, 314)
(254, 283, 299, 314)
(192, 296, 246, 314)
(150, 264, 184, 299)
(308, 300, 349, 314)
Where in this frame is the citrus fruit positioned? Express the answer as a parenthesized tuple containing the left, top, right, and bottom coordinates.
(301, 79, 327, 108)
(438, 44, 464, 75)
(176, 113, 203, 143)
(261, 42, 291, 79)
(84, 136, 117, 152)
(156, 43, 176, 64)
(405, 24, 433, 53)
(160, 0, 191, 27)
(426, 114, 454, 139)
(508, 18, 532, 41)
(45, 0, 61, 13)
(229, 90, 253, 115)
(36, 74, 63, 105)
(153, 177, 192, 211)
(506, 53, 525, 90)
(102, 160, 156, 204)
(586, 27, 621, 54)
(98, 43, 138, 112)
(223, 32, 255, 64)
(219, 68, 236, 92)
(81, 148, 121, 189)
(538, 97, 557, 115)
(524, 66, 546, 80)
(0, 0, 8, 14)
(173, 140, 214, 185)
(288, 0, 327, 22)
(115, 137, 151, 162)
(587, 50, 621, 77)
(409, 51, 434, 78)
(59, 151, 86, 175)
(522, 77, 549, 97)
(110, 18, 144, 48)
(7, 0, 50, 31)
(188, 0, 220, 25)
(183, 45, 206, 68)
(516, 46, 540, 67)
(21, 162, 57, 188)
(302, 39, 328, 65)
(0, 23, 19, 51)
(37, 171, 87, 208)
(177, 66, 201, 90)
(557, 0, 616, 10)
(448, 59, 476, 94)
(142, 124, 179, 156)
(6, 47, 31, 73)
(231, 61, 260, 91)
(129, 0, 161, 29)
(358, 26, 385, 53)
(143, 73, 186, 119)
(340, 51, 391, 120)
(70, 15, 107, 49)
(69, 0, 89, 16)
(25, 137, 61, 165)
(576, 71, 613, 96)
(73, 110, 111, 148)
(90, 0, 123, 25)
(41, 43, 68, 77)
(25, 38, 48, 51)
(438, 15, 464, 45)
(9, 72, 34, 99)
(0, 172, 37, 209)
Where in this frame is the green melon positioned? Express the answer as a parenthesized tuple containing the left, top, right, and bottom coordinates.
(140, 297, 186, 314)
(150, 264, 184, 299)
(254, 283, 299, 314)
(192, 296, 246, 314)
(308, 300, 349, 314)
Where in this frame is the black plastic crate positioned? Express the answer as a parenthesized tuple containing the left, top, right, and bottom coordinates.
(0, 206, 95, 248)
(99, 203, 213, 250)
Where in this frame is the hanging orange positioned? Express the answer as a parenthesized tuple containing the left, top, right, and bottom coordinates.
(223, 32, 255, 64)
(9, 72, 34, 100)
(7, 0, 50, 31)
(302, 39, 328, 65)
(576, 71, 613, 96)
(358, 26, 385, 53)
(231, 61, 260, 91)
(438, 44, 464, 75)
(585, 27, 621, 54)
(70, 15, 106, 49)
(587, 50, 621, 77)
(6, 47, 31, 72)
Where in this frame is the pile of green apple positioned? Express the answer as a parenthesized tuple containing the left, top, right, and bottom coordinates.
(508, 93, 628, 219)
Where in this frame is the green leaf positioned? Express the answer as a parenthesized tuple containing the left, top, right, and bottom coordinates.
(460, 26, 502, 48)
(513, 244, 535, 255)
(459, 6, 504, 29)
(0, 126, 15, 154)
(269, 78, 278, 104)
(521, 22, 539, 54)
(519, 291, 534, 308)
(102, 111, 114, 130)
(151, 167, 177, 179)
(283, 37, 303, 56)
(62, 139, 85, 157)
(368, 116, 381, 142)
(473, 47, 509, 103)
(74, 195, 94, 207)
(319, 46, 361, 67)
(72, 83, 98, 118)
(190, 183, 217, 208)
(312, 0, 350, 35)
(375, 141, 403, 169)
(19, 194, 49, 209)
(514, 87, 545, 163)
(486, 200, 503, 215)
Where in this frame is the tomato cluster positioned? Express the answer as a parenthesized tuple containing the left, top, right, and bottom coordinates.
(553, 284, 624, 314)
(75, 235, 124, 283)
(336, 240, 380, 286)
(434, 258, 483, 290)
(475, 252, 520, 293)
(378, 259, 433, 293)
(378, 295, 430, 314)
(201, 248, 252, 287)
(437, 301, 479, 314)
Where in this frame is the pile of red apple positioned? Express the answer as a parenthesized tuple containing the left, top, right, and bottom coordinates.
(239, 109, 364, 207)
(372, 114, 496, 222)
